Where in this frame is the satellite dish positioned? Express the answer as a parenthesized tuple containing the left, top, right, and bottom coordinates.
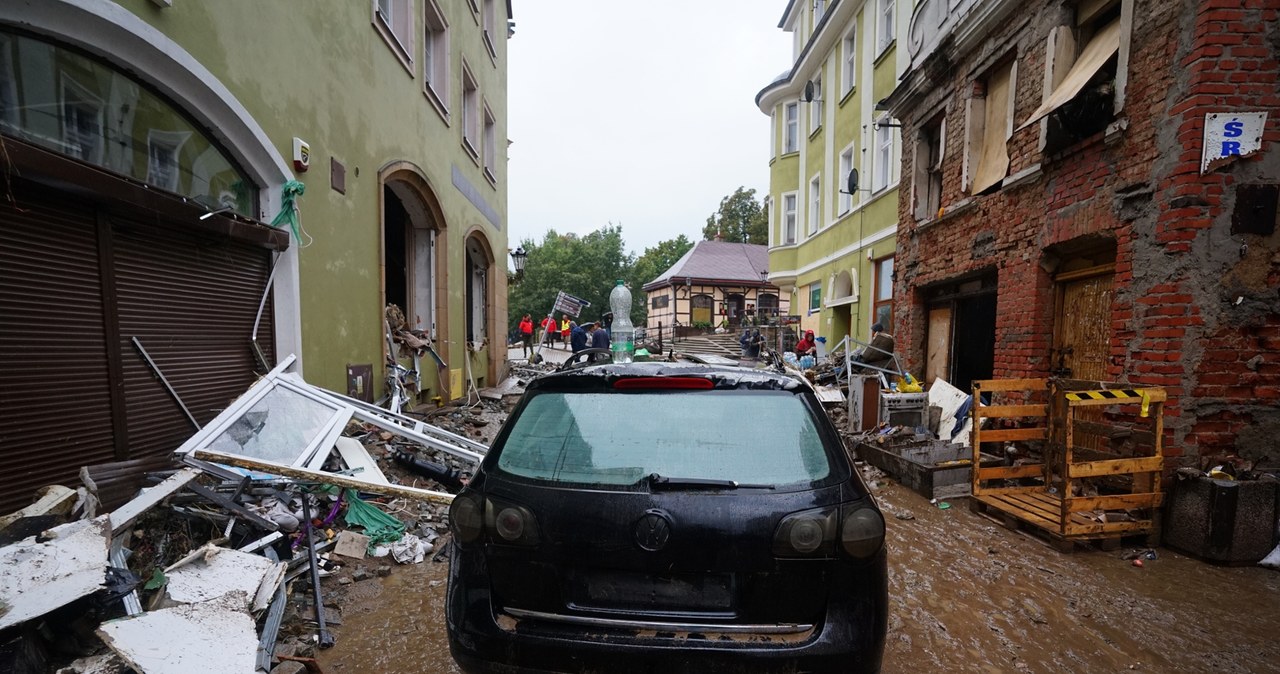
(846, 168, 860, 194)
(803, 81, 815, 103)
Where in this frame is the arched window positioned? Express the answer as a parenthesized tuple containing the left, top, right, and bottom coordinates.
(0, 30, 256, 215)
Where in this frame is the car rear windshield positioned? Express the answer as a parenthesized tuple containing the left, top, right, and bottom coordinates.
(494, 390, 832, 487)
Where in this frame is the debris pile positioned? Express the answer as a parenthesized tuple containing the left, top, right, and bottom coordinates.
(0, 355, 491, 673)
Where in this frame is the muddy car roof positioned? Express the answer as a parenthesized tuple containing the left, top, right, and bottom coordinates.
(527, 361, 806, 392)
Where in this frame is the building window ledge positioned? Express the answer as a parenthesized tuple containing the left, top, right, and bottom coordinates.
(1104, 117, 1129, 145)
(917, 197, 977, 234)
(874, 40, 896, 66)
(424, 87, 450, 124)
(838, 86, 856, 108)
(1001, 163, 1043, 190)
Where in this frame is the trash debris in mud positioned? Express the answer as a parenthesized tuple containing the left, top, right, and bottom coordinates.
(0, 355, 494, 673)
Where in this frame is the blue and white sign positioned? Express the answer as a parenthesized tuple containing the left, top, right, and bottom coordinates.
(1201, 112, 1267, 173)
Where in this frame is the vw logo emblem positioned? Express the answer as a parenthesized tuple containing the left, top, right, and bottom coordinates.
(634, 511, 671, 552)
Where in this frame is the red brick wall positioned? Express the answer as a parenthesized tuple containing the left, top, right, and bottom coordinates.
(893, 0, 1280, 468)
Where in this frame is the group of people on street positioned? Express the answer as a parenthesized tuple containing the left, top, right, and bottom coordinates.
(516, 312, 612, 360)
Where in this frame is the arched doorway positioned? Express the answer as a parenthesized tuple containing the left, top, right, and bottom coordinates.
(381, 163, 448, 401)
(463, 229, 499, 388)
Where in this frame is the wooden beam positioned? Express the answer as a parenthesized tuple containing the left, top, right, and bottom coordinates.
(1063, 519, 1153, 536)
(977, 427, 1048, 442)
(977, 464, 1045, 480)
(110, 468, 202, 535)
(977, 404, 1048, 419)
(972, 379, 1049, 392)
(1067, 493, 1164, 512)
(190, 450, 455, 504)
(1068, 456, 1164, 478)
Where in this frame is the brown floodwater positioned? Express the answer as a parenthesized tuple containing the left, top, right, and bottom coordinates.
(316, 481, 1280, 673)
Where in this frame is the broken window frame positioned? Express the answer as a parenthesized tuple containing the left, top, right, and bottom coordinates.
(174, 355, 485, 495)
(1020, 4, 1122, 142)
(913, 114, 945, 222)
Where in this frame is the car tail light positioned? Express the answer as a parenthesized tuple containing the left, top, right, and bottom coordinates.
(613, 377, 714, 390)
(484, 496, 540, 546)
(839, 504, 885, 560)
(772, 507, 837, 557)
(449, 491, 484, 545)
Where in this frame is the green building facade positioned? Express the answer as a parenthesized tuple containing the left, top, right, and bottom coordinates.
(756, 0, 905, 348)
(0, 0, 509, 508)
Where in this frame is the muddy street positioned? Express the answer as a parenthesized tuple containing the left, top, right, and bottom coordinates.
(317, 474, 1280, 673)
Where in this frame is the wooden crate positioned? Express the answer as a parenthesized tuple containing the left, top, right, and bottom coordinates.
(969, 378, 1165, 548)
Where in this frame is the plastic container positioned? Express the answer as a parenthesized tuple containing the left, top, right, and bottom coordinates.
(608, 280, 635, 363)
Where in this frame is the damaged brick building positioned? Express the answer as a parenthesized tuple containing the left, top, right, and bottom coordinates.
(884, 0, 1279, 470)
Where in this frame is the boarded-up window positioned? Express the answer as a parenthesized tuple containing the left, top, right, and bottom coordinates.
(968, 60, 1015, 194)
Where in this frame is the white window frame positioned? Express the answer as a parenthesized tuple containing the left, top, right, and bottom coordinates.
(482, 102, 497, 185)
(461, 61, 479, 159)
(482, 0, 497, 61)
(808, 174, 821, 236)
(146, 130, 191, 192)
(765, 196, 775, 247)
(838, 145, 855, 214)
(873, 117, 894, 192)
(809, 75, 823, 131)
(61, 76, 104, 164)
(784, 102, 799, 153)
(814, 0, 826, 23)
(782, 192, 798, 244)
(373, 0, 414, 72)
(423, 0, 450, 119)
(877, 0, 895, 56)
(841, 24, 857, 96)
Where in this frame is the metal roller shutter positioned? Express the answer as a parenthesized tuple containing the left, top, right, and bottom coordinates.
(0, 187, 118, 511)
(112, 217, 275, 461)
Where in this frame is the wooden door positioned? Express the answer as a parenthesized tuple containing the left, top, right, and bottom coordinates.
(1053, 265, 1114, 459)
(1053, 266, 1114, 380)
(925, 305, 953, 385)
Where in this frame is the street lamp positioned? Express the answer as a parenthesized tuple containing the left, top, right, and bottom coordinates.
(510, 246, 527, 277)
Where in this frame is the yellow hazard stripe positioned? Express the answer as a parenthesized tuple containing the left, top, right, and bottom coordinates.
(1064, 389, 1144, 401)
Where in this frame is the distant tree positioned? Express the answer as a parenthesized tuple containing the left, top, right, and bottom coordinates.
(702, 186, 767, 245)
(507, 225, 635, 339)
(629, 235, 695, 327)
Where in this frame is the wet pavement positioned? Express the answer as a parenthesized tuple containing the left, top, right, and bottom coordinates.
(315, 471, 1280, 673)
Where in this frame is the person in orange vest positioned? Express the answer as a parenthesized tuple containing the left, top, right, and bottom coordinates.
(540, 315, 555, 349)
(518, 314, 534, 359)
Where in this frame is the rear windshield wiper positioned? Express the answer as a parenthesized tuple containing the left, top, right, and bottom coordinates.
(646, 473, 775, 491)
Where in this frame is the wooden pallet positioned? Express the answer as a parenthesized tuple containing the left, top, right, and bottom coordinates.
(969, 491, 1155, 553)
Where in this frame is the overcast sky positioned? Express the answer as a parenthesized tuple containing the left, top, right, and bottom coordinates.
(507, 1, 793, 262)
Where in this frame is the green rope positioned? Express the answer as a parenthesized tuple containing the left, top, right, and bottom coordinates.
(270, 180, 306, 241)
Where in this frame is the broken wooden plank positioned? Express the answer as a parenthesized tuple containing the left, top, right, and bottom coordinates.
(109, 468, 202, 536)
(190, 450, 455, 504)
(0, 485, 78, 532)
(1067, 456, 1163, 478)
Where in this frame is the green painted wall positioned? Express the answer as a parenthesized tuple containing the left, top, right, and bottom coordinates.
(115, 0, 509, 395)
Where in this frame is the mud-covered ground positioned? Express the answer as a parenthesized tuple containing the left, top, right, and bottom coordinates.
(316, 476, 1280, 673)
(313, 370, 1280, 673)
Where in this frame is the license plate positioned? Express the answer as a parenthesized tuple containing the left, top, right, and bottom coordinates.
(573, 571, 734, 612)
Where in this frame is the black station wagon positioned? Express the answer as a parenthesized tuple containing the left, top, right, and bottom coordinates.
(447, 361, 887, 673)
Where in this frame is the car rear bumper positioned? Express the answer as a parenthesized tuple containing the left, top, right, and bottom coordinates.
(447, 553, 887, 674)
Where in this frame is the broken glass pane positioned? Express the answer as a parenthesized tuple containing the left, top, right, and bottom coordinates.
(206, 386, 337, 464)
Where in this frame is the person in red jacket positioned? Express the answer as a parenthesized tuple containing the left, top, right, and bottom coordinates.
(540, 315, 555, 349)
(518, 314, 534, 359)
